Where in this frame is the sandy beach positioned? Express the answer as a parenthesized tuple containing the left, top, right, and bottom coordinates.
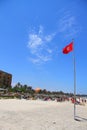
(0, 99, 87, 130)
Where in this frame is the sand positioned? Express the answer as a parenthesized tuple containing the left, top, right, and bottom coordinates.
(0, 99, 87, 130)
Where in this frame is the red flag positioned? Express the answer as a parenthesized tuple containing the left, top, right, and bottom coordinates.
(62, 42, 73, 54)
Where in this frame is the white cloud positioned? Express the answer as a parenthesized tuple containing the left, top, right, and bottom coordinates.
(27, 26, 56, 64)
(45, 34, 55, 42)
(59, 16, 75, 32)
(46, 48, 53, 54)
(29, 55, 51, 64)
(28, 34, 43, 49)
(38, 25, 43, 34)
(58, 11, 81, 39)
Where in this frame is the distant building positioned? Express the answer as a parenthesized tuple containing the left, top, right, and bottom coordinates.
(0, 70, 12, 89)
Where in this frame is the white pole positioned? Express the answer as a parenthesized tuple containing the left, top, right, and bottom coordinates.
(72, 39, 76, 120)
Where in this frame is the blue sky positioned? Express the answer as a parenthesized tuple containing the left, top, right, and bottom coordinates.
(0, 0, 87, 94)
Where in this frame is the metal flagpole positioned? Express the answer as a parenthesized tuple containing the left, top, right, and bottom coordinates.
(72, 39, 76, 120)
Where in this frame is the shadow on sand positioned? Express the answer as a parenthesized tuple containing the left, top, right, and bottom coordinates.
(75, 116, 87, 122)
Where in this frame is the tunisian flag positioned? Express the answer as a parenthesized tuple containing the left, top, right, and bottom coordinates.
(62, 42, 73, 54)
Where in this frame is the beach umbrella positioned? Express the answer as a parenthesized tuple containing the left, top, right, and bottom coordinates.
(35, 88, 41, 93)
